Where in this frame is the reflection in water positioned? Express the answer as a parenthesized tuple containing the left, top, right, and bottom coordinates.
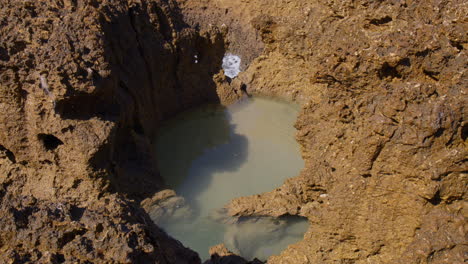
(223, 216, 309, 260)
(153, 97, 307, 261)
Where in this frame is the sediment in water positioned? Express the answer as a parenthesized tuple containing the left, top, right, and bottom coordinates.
(153, 97, 307, 260)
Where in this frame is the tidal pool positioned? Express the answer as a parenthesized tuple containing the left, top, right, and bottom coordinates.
(153, 97, 307, 261)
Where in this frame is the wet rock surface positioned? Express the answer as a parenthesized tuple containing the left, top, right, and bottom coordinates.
(0, 0, 467, 263)
(204, 244, 264, 264)
(142, 189, 193, 225)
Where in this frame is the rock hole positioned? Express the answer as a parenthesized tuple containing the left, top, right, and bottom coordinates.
(61, 125, 75, 133)
(24, 5, 38, 17)
(426, 190, 442, 205)
(434, 128, 444, 138)
(51, 253, 65, 264)
(450, 40, 464, 51)
(58, 229, 86, 247)
(11, 207, 35, 229)
(14, 253, 32, 263)
(88, 0, 100, 8)
(128, 232, 139, 248)
(423, 69, 439, 81)
(71, 179, 82, 189)
(240, 84, 251, 97)
(70, 205, 85, 221)
(83, 47, 91, 55)
(461, 124, 468, 141)
(38, 134, 64, 151)
(398, 58, 411, 67)
(415, 49, 430, 57)
(0, 144, 16, 163)
(39, 160, 53, 165)
(9, 41, 27, 55)
(95, 223, 104, 233)
(369, 16, 392, 25)
(378, 62, 401, 79)
(0, 46, 9, 61)
(240, 84, 247, 93)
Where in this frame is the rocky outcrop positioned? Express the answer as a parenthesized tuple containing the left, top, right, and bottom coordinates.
(178, 0, 467, 263)
(0, 0, 466, 263)
(0, 0, 236, 262)
(0, 185, 199, 263)
(177, 0, 468, 263)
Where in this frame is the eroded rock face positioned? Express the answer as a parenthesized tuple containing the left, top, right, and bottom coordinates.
(178, 0, 467, 263)
(0, 0, 236, 262)
(0, 186, 200, 263)
(0, 0, 467, 263)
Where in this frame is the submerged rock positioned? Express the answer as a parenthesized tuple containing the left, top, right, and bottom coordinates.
(205, 244, 248, 264)
(142, 189, 194, 225)
(205, 244, 264, 264)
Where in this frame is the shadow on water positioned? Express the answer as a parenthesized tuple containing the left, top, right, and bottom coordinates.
(153, 97, 309, 261)
(156, 103, 249, 217)
(74, 1, 228, 198)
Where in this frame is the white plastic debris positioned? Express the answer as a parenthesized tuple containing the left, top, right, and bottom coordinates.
(222, 53, 241, 78)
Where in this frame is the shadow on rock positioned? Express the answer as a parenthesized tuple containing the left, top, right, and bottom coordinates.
(154, 103, 249, 218)
(82, 0, 228, 199)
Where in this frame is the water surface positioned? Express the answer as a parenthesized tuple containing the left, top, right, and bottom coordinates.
(154, 97, 307, 260)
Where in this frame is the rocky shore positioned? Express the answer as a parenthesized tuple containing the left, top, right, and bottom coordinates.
(0, 0, 466, 263)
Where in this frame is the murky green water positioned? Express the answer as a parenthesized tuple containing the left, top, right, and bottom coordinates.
(152, 97, 307, 261)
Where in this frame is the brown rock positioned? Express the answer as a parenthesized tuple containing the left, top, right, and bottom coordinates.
(0, 0, 466, 263)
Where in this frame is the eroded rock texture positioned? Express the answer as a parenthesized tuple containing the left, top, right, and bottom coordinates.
(179, 0, 467, 263)
(0, 0, 467, 263)
(0, 0, 233, 263)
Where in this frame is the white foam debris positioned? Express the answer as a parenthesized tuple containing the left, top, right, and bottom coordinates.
(222, 53, 241, 78)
